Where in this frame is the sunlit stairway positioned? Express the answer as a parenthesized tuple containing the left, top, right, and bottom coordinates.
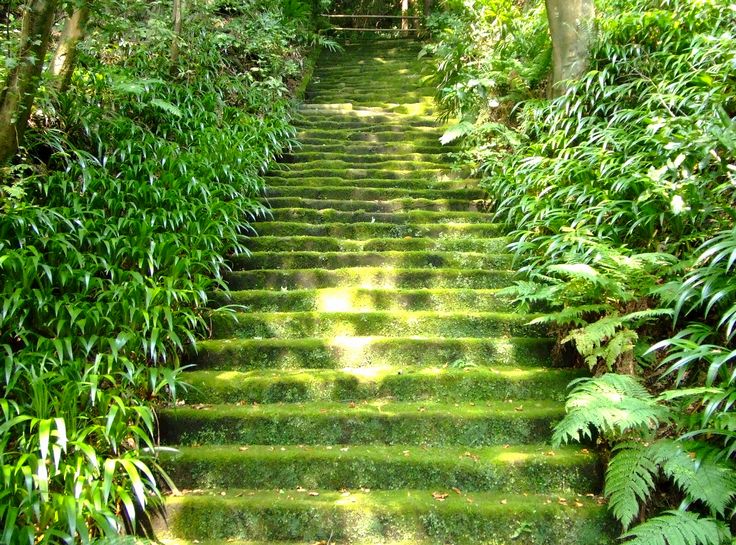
(156, 38, 613, 545)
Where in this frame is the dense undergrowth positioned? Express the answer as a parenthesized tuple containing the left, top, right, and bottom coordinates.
(0, 0, 330, 541)
(426, 0, 735, 543)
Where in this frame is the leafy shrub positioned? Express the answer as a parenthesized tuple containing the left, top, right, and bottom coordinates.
(426, 0, 736, 542)
(0, 0, 314, 540)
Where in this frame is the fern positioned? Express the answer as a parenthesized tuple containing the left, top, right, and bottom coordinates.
(530, 303, 612, 327)
(622, 510, 728, 545)
(605, 441, 658, 529)
(648, 441, 736, 516)
(552, 374, 670, 446)
(563, 309, 673, 371)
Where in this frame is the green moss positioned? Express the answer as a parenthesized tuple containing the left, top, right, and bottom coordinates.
(266, 176, 472, 189)
(295, 142, 459, 155)
(234, 251, 512, 271)
(163, 488, 614, 543)
(192, 336, 555, 371)
(264, 197, 483, 213)
(253, 221, 500, 239)
(210, 310, 542, 340)
(225, 267, 514, 291)
(266, 209, 487, 225)
(296, 129, 447, 144)
(162, 444, 600, 493)
(266, 186, 485, 201)
(243, 236, 506, 253)
(181, 366, 582, 404)
(158, 400, 564, 446)
(211, 287, 511, 312)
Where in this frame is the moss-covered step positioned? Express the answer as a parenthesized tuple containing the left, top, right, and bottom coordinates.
(225, 267, 514, 291)
(265, 175, 473, 189)
(296, 129, 444, 144)
(162, 444, 600, 493)
(264, 197, 484, 213)
(243, 236, 505, 253)
(265, 186, 484, 201)
(209, 310, 543, 339)
(180, 366, 582, 404)
(253, 221, 500, 239)
(157, 400, 564, 446)
(233, 251, 512, 271)
(265, 209, 487, 225)
(295, 142, 456, 155)
(291, 120, 438, 132)
(273, 158, 449, 171)
(161, 488, 613, 544)
(191, 336, 555, 371)
(294, 111, 437, 125)
(308, 91, 436, 103)
(280, 152, 448, 166)
(211, 287, 511, 312)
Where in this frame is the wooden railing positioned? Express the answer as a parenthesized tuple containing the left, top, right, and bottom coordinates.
(319, 13, 425, 32)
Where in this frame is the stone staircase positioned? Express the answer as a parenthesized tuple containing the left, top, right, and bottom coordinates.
(156, 38, 613, 545)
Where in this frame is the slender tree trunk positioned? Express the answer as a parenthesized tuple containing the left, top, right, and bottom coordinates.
(545, 0, 595, 96)
(401, 0, 409, 34)
(170, 0, 183, 73)
(424, 0, 431, 18)
(49, 3, 90, 93)
(0, 0, 58, 164)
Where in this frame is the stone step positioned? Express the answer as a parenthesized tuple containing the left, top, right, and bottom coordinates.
(158, 400, 564, 446)
(192, 336, 555, 371)
(295, 142, 454, 154)
(161, 488, 612, 544)
(266, 209, 487, 225)
(225, 267, 514, 291)
(273, 157, 448, 170)
(162, 443, 600, 492)
(211, 287, 511, 312)
(264, 197, 484, 212)
(178, 366, 582, 404)
(253, 221, 499, 239)
(264, 186, 486, 201)
(280, 152, 448, 164)
(242, 236, 504, 253)
(265, 176, 474, 189)
(296, 129, 444, 143)
(209, 310, 543, 339)
(233, 251, 512, 271)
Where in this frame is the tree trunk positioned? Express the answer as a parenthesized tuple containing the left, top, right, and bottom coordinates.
(170, 0, 183, 73)
(0, 0, 58, 164)
(545, 0, 595, 97)
(49, 3, 90, 93)
(424, 0, 431, 18)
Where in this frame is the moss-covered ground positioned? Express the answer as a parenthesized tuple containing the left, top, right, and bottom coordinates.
(157, 38, 613, 544)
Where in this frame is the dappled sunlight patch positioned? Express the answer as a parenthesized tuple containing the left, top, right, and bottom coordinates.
(331, 335, 374, 366)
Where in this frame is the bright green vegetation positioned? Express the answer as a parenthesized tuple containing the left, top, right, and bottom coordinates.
(193, 336, 555, 370)
(157, 38, 614, 545)
(163, 489, 611, 544)
(425, 0, 736, 543)
(0, 0, 330, 540)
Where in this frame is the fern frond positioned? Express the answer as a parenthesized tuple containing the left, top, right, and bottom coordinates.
(605, 441, 658, 529)
(552, 374, 669, 446)
(648, 440, 736, 516)
(622, 510, 728, 545)
(530, 303, 611, 327)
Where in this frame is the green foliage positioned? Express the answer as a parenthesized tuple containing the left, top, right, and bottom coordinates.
(552, 374, 668, 446)
(621, 510, 729, 545)
(0, 0, 314, 541)
(426, 0, 736, 542)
